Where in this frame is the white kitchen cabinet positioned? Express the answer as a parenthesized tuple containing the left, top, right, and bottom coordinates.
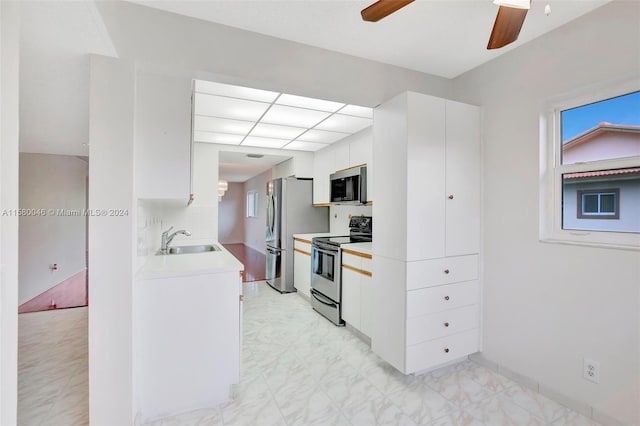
(334, 143, 351, 172)
(293, 237, 313, 298)
(341, 247, 373, 337)
(371, 91, 481, 374)
(134, 270, 242, 422)
(136, 71, 193, 202)
(312, 148, 333, 205)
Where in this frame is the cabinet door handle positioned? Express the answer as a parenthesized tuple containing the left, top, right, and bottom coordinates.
(444, 269, 450, 274)
(444, 295, 450, 301)
(444, 348, 450, 353)
(444, 322, 450, 327)
(448, 195, 454, 200)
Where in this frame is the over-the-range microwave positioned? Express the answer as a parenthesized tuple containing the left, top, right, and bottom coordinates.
(330, 166, 367, 204)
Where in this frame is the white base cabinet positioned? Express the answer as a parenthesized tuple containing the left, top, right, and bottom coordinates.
(133, 271, 241, 423)
(293, 237, 312, 298)
(341, 247, 373, 337)
(371, 92, 481, 374)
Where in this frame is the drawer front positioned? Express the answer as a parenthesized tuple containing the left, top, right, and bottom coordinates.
(406, 328, 479, 374)
(294, 238, 311, 256)
(341, 252, 363, 270)
(407, 280, 479, 317)
(407, 255, 478, 290)
(406, 305, 478, 345)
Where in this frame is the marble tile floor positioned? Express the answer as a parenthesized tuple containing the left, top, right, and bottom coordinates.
(147, 281, 603, 426)
(18, 306, 88, 426)
(15, 282, 603, 426)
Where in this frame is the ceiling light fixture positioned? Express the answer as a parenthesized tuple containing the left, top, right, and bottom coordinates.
(493, 0, 530, 9)
(218, 180, 228, 202)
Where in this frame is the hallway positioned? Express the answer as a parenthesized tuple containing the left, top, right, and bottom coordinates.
(222, 243, 266, 282)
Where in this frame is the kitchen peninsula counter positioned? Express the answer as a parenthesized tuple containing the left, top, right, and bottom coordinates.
(136, 239, 244, 280)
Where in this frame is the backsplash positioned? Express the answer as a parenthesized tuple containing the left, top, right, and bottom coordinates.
(329, 204, 373, 235)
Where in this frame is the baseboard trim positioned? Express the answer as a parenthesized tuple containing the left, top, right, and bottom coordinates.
(468, 353, 627, 425)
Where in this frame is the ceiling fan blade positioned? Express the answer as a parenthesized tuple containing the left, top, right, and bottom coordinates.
(487, 5, 529, 49)
(361, 0, 415, 22)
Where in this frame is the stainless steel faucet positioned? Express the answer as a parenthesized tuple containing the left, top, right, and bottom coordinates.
(160, 226, 192, 254)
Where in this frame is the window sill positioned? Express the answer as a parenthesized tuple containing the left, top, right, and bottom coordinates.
(540, 235, 640, 251)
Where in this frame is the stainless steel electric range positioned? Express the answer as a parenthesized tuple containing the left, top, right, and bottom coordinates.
(310, 215, 372, 325)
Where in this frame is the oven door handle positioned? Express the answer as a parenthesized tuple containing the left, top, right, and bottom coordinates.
(311, 289, 337, 307)
(312, 245, 339, 256)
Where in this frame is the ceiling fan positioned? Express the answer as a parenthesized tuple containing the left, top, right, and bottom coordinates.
(360, 0, 532, 50)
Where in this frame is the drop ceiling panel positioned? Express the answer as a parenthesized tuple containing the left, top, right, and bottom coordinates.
(261, 104, 332, 128)
(314, 114, 372, 134)
(296, 129, 350, 144)
(242, 136, 290, 149)
(339, 104, 374, 118)
(249, 123, 307, 140)
(195, 93, 271, 122)
(276, 93, 345, 112)
(283, 141, 329, 152)
(194, 116, 254, 135)
(195, 80, 279, 103)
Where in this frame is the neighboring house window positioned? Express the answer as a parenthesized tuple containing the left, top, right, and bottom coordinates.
(541, 81, 640, 249)
(576, 188, 619, 219)
(246, 191, 259, 218)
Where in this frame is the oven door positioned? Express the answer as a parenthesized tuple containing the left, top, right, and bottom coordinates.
(310, 244, 341, 302)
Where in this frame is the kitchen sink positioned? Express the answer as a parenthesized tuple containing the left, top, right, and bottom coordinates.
(159, 244, 220, 255)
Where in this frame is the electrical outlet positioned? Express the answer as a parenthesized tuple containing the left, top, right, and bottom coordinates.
(583, 358, 600, 384)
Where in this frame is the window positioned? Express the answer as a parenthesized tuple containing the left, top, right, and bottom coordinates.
(541, 80, 640, 249)
(246, 191, 258, 218)
(576, 188, 619, 219)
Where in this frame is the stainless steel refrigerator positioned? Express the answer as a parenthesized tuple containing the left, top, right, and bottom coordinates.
(266, 177, 328, 293)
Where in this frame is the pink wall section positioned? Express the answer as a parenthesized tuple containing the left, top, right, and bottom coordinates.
(18, 269, 87, 313)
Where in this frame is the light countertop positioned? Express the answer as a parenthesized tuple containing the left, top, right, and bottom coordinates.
(342, 242, 373, 255)
(137, 240, 244, 280)
(293, 232, 336, 243)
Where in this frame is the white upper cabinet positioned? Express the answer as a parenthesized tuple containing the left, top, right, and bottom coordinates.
(373, 93, 480, 261)
(312, 127, 373, 204)
(312, 147, 333, 204)
(445, 100, 481, 256)
(136, 72, 193, 201)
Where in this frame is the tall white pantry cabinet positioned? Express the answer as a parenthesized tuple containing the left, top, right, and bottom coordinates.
(371, 91, 481, 375)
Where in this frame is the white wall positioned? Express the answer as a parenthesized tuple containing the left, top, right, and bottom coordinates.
(94, 1, 453, 109)
(452, 2, 640, 424)
(0, 2, 20, 423)
(18, 153, 87, 304)
(244, 169, 272, 253)
(88, 56, 135, 426)
(329, 205, 373, 235)
(218, 182, 245, 244)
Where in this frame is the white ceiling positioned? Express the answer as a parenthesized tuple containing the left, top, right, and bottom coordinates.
(193, 80, 373, 151)
(219, 151, 291, 182)
(17, 0, 610, 158)
(19, 1, 117, 156)
(128, 0, 610, 79)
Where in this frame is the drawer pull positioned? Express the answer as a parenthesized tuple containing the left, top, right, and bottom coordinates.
(444, 322, 450, 327)
(448, 195, 454, 200)
(444, 348, 450, 353)
(444, 269, 450, 274)
(444, 295, 450, 301)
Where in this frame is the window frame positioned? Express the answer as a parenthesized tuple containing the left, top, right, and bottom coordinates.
(246, 190, 259, 218)
(540, 78, 640, 250)
(576, 188, 619, 219)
